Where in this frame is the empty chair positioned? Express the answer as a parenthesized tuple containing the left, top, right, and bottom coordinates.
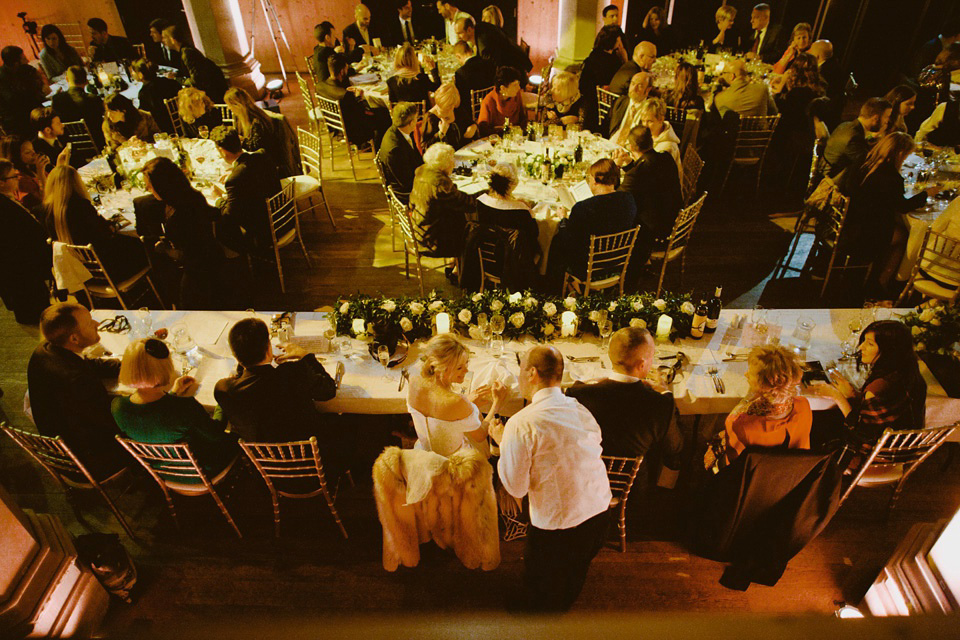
(265, 180, 311, 294)
(296, 72, 324, 136)
(563, 226, 640, 296)
(897, 227, 960, 306)
(56, 241, 164, 310)
(281, 127, 334, 228)
(650, 192, 708, 296)
(239, 437, 348, 539)
(720, 114, 780, 196)
(602, 455, 643, 552)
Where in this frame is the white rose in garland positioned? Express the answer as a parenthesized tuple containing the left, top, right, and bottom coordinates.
(631, 299, 644, 311)
(352, 318, 366, 335)
(428, 300, 444, 312)
(588, 310, 600, 322)
(525, 297, 538, 309)
(339, 302, 350, 314)
(543, 302, 557, 317)
(629, 318, 646, 328)
(653, 299, 667, 311)
(409, 301, 425, 315)
(509, 312, 525, 328)
(542, 323, 555, 336)
(472, 293, 483, 302)
(381, 299, 397, 312)
(508, 292, 522, 304)
(680, 301, 695, 315)
(399, 317, 413, 332)
(467, 325, 481, 340)
(458, 309, 472, 324)
(608, 301, 618, 311)
(564, 296, 577, 310)
(490, 299, 504, 312)
(919, 308, 936, 323)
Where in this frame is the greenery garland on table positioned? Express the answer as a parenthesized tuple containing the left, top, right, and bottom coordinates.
(334, 289, 696, 343)
(902, 303, 960, 361)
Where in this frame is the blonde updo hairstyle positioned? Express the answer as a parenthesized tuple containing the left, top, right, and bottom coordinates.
(119, 338, 177, 390)
(746, 345, 805, 393)
(420, 333, 469, 384)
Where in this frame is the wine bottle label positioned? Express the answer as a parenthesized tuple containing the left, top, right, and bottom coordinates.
(706, 318, 718, 329)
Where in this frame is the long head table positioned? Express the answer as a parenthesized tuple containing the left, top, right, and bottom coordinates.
(90, 309, 960, 434)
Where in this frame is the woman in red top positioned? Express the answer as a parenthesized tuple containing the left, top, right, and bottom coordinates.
(477, 66, 527, 137)
(724, 345, 812, 466)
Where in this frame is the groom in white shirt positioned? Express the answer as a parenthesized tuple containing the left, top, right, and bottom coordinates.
(494, 345, 612, 611)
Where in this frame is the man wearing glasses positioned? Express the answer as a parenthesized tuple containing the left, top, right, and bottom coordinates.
(0, 159, 50, 324)
(710, 58, 778, 118)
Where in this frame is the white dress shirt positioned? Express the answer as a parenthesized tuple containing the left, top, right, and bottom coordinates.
(445, 10, 472, 45)
(499, 387, 612, 530)
(399, 17, 415, 43)
(754, 27, 767, 54)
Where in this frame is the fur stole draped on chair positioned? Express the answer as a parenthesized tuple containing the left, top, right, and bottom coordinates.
(372, 446, 500, 572)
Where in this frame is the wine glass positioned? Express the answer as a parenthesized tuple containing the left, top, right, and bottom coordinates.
(599, 320, 614, 350)
(490, 314, 505, 337)
(169, 322, 196, 374)
(377, 344, 391, 380)
(197, 125, 209, 139)
(137, 306, 152, 339)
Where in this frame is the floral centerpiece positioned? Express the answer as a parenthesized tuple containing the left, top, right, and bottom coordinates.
(334, 289, 696, 343)
(902, 303, 960, 361)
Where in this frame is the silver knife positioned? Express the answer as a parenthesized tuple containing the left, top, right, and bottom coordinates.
(335, 362, 345, 389)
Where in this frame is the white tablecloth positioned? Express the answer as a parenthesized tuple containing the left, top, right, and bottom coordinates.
(898, 152, 960, 281)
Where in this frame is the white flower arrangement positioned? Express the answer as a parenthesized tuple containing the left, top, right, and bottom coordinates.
(680, 301, 696, 315)
(381, 299, 396, 312)
(458, 309, 472, 324)
(543, 302, 557, 317)
(653, 299, 667, 311)
(428, 300, 444, 312)
(409, 302, 425, 315)
(509, 312, 525, 328)
(564, 296, 577, 310)
(629, 318, 646, 328)
(339, 302, 350, 314)
(490, 299, 504, 312)
(399, 317, 413, 332)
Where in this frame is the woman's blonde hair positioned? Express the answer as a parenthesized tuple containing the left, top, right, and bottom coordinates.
(550, 71, 578, 103)
(747, 345, 804, 392)
(394, 43, 420, 74)
(481, 5, 504, 27)
(119, 339, 176, 389)
(177, 87, 214, 124)
(640, 96, 666, 120)
(861, 132, 915, 182)
(420, 333, 468, 381)
(223, 87, 273, 139)
(433, 82, 461, 113)
(715, 5, 736, 25)
(43, 165, 90, 243)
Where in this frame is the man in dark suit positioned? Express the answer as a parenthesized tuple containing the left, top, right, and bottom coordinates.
(377, 102, 423, 198)
(912, 19, 960, 78)
(744, 3, 781, 64)
(343, 3, 379, 62)
(383, 0, 420, 47)
(211, 126, 282, 255)
(580, 26, 626, 131)
(132, 58, 182, 135)
(147, 18, 182, 72)
(608, 41, 656, 95)
(567, 326, 683, 488)
(30, 108, 70, 168)
(455, 17, 533, 74)
(809, 39, 845, 129)
(0, 159, 50, 324)
(617, 125, 683, 268)
(311, 22, 344, 82)
(316, 53, 390, 151)
(604, 72, 653, 142)
(823, 97, 891, 195)
(87, 18, 136, 63)
(215, 317, 345, 475)
(51, 66, 106, 154)
(453, 40, 496, 124)
(0, 46, 49, 137)
(162, 24, 228, 103)
(27, 303, 128, 480)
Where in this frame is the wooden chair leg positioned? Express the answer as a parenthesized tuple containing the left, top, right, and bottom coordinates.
(272, 495, 281, 538)
(275, 246, 286, 293)
(146, 275, 165, 310)
(321, 485, 348, 539)
(321, 189, 336, 229)
(208, 488, 243, 538)
(619, 504, 627, 552)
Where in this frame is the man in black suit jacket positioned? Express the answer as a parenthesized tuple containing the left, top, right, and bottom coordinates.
(453, 41, 497, 123)
(580, 26, 626, 131)
(51, 66, 106, 155)
(744, 4, 781, 64)
(215, 318, 345, 475)
(147, 18, 183, 72)
(823, 97, 890, 195)
(455, 17, 533, 74)
(162, 25, 228, 103)
(383, 0, 420, 47)
(88, 18, 136, 63)
(618, 125, 683, 246)
(212, 126, 282, 255)
(133, 58, 182, 135)
(316, 53, 390, 150)
(343, 3, 379, 60)
(0, 160, 50, 324)
(377, 102, 423, 198)
(567, 326, 683, 488)
(809, 40, 845, 129)
(604, 72, 653, 141)
(608, 41, 656, 95)
(27, 303, 128, 480)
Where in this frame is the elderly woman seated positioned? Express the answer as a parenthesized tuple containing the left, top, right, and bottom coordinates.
(542, 71, 584, 127)
(477, 66, 528, 137)
(102, 93, 161, 149)
(476, 163, 540, 256)
(722, 345, 811, 466)
(387, 43, 441, 105)
(639, 97, 682, 176)
(710, 4, 740, 53)
(421, 82, 478, 150)
(177, 86, 223, 138)
(410, 142, 477, 258)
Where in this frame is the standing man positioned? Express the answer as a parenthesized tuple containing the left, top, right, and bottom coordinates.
(601, 4, 630, 57)
(455, 17, 532, 74)
(452, 41, 496, 123)
(311, 22, 344, 82)
(87, 18, 136, 63)
(385, 0, 420, 47)
(162, 24, 229, 103)
(0, 159, 51, 324)
(438, 1, 472, 46)
(50, 66, 106, 154)
(0, 46, 49, 136)
(744, 4, 781, 64)
(494, 345, 612, 612)
(377, 102, 423, 199)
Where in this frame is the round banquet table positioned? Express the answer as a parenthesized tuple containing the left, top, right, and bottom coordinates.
(897, 150, 960, 281)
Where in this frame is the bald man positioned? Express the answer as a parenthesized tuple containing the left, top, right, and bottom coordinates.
(711, 57, 777, 117)
(343, 4, 380, 60)
(566, 327, 683, 488)
(809, 39, 844, 127)
(495, 345, 612, 612)
(609, 41, 657, 95)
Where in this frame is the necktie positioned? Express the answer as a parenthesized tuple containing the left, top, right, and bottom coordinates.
(616, 105, 636, 145)
(752, 31, 760, 54)
(405, 20, 413, 43)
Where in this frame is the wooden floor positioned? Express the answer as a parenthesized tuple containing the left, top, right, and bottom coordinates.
(1, 80, 956, 631)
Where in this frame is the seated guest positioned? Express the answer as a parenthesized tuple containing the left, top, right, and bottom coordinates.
(482, 5, 504, 28)
(580, 25, 626, 131)
(668, 61, 706, 112)
(51, 66, 106, 152)
(422, 82, 478, 150)
(410, 142, 476, 258)
(215, 318, 343, 473)
(710, 4, 741, 53)
(211, 125, 281, 256)
(387, 43, 440, 105)
(407, 334, 505, 457)
(567, 326, 683, 487)
(317, 53, 390, 151)
(27, 303, 128, 479)
(0, 46, 49, 136)
(343, 3, 379, 62)
(493, 345, 611, 612)
(43, 165, 149, 281)
(311, 22, 342, 82)
(31, 108, 68, 165)
(112, 338, 237, 479)
(38, 25, 83, 79)
(383, 0, 420, 47)
(639, 97, 681, 176)
(133, 58, 182, 135)
(916, 97, 960, 147)
(223, 87, 287, 174)
(845, 132, 939, 295)
(176, 86, 222, 138)
(102, 93, 161, 149)
(377, 102, 423, 199)
(147, 18, 181, 71)
(477, 162, 540, 257)
(617, 125, 683, 264)
(881, 85, 916, 136)
(0, 159, 51, 324)
(745, 3, 782, 64)
(87, 18, 136, 63)
(141, 157, 230, 309)
(811, 321, 926, 445)
(771, 22, 813, 75)
(711, 58, 777, 118)
(912, 18, 960, 78)
(768, 53, 825, 200)
(723, 345, 811, 466)
(542, 71, 584, 127)
(606, 71, 654, 144)
(808, 39, 844, 129)
(822, 97, 891, 194)
(452, 41, 496, 124)
(455, 16, 533, 74)
(162, 24, 229, 103)
(609, 41, 657, 95)
(639, 7, 675, 55)
(477, 66, 527, 137)
(0, 135, 55, 209)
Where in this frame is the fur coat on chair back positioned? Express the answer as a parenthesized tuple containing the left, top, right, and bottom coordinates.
(372, 446, 500, 571)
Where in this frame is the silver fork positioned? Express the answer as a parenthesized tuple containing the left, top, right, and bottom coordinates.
(707, 366, 725, 394)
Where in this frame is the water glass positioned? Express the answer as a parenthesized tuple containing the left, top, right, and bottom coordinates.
(793, 316, 816, 350)
(599, 321, 614, 350)
(136, 307, 152, 339)
(491, 335, 504, 358)
(490, 314, 505, 337)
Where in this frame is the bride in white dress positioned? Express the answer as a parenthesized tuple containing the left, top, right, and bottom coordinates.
(407, 334, 507, 457)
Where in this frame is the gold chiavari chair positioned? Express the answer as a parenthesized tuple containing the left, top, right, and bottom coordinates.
(563, 226, 640, 297)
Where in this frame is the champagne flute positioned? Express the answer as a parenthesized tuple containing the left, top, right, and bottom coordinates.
(599, 320, 613, 351)
(377, 344, 391, 380)
(138, 306, 152, 339)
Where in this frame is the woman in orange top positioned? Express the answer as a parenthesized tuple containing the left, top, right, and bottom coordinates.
(477, 66, 527, 137)
(724, 345, 812, 465)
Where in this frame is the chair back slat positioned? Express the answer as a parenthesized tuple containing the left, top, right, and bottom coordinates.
(664, 192, 707, 254)
(164, 97, 185, 137)
(117, 439, 205, 480)
(54, 22, 87, 57)
(267, 181, 297, 235)
(316, 95, 348, 138)
(240, 439, 329, 482)
(62, 119, 100, 156)
(478, 235, 504, 290)
(596, 87, 620, 124)
(664, 105, 687, 132)
(584, 226, 639, 283)
(133, 43, 146, 59)
(2, 425, 88, 484)
(471, 86, 495, 122)
(681, 145, 704, 206)
(731, 114, 780, 159)
(213, 104, 235, 127)
(917, 228, 960, 288)
(602, 455, 643, 499)
(297, 126, 322, 179)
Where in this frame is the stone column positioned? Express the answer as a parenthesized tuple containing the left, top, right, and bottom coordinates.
(555, 0, 602, 69)
(180, 0, 266, 95)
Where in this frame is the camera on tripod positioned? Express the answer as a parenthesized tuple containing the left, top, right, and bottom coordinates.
(18, 12, 38, 36)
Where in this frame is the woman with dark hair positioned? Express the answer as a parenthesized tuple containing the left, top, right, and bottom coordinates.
(772, 23, 813, 74)
(477, 66, 527, 137)
(38, 25, 83, 79)
(812, 320, 927, 444)
(668, 61, 705, 112)
(476, 163, 540, 260)
(638, 6, 674, 54)
(141, 156, 229, 309)
(102, 93, 160, 148)
(1, 135, 51, 209)
(882, 85, 916, 136)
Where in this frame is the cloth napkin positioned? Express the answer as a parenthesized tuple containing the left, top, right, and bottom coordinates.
(52, 242, 92, 293)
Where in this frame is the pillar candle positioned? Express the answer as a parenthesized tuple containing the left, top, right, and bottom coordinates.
(656, 314, 673, 340)
(435, 312, 451, 334)
(560, 311, 577, 337)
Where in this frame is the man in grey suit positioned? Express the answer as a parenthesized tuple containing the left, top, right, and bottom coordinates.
(822, 97, 891, 195)
(604, 72, 654, 143)
(710, 58, 777, 118)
